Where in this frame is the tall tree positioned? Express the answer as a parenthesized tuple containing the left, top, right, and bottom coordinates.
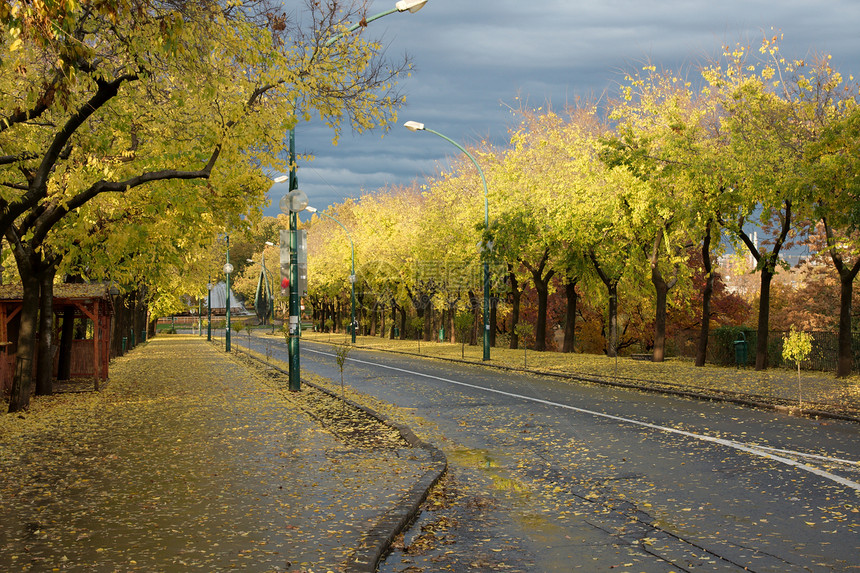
(703, 37, 831, 370)
(603, 65, 722, 362)
(2, 0, 413, 411)
(808, 102, 860, 376)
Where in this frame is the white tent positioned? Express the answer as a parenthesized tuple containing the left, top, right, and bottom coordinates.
(204, 282, 248, 313)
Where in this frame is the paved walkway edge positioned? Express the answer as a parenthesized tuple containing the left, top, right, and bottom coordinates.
(307, 339, 860, 425)
(229, 345, 448, 573)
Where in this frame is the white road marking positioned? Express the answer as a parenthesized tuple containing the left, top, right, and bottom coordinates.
(306, 346, 860, 492)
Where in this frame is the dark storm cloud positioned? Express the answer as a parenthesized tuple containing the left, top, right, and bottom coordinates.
(266, 0, 860, 218)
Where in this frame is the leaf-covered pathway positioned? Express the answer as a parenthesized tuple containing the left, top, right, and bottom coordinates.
(0, 336, 434, 572)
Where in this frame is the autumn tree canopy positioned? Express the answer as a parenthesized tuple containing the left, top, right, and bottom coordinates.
(1, 0, 416, 411)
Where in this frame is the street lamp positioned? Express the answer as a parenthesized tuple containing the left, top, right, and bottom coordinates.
(273, 1, 428, 390)
(207, 276, 213, 341)
(404, 120, 491, 361)
(276, 174, 309, 392)
(325, 0, 428, 46)
(224, 235, 234, 352)
(306, 206, 357, 343)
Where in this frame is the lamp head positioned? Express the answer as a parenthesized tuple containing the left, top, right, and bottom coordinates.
(404, 120, 425, 132)
(279, 189, 309, 213)
(396, 0, 427, 13)
(305, 206, 318, 213)
(272, 175, 289, 184)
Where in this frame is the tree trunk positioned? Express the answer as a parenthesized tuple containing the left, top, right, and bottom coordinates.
(755, 268, 774, 371)
(533, 276, 550, 351)
(651, 267, 669, 363)
(648, 228, 679, 363)
(696, 222, 714, 367)
(468, 290, 479, 345)
(836, 270, 857, 377)
(35, 267, 57, 395)
(607, 284, 618, 358)
(522, 249, 554, 352)
(135, 288, 147, 344)
(509, 270, 521, 350)
(738, 201, 792, 372)
(590, 250, 619, 358)
(823, 217, 860, 377)
(562, 279, 578, 353)
(489, 296, 498, 347)
(7, 273, 39, 412)
(423, 302, 433, 342)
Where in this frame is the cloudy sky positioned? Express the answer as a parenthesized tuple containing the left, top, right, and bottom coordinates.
(264, 0, 860, 219)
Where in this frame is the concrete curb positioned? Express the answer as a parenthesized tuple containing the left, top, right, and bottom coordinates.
(344, 435, 446, 573)
(228, 343, 448, 573)
(306, 338, 860, 425)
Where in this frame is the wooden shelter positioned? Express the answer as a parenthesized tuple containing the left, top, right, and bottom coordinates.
(0, 283, 113, 395)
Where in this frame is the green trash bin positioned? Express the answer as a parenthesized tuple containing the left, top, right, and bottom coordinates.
(393, 326, 399, 338)
(439, 327, 445, 342)
(733, 333, 748, 368)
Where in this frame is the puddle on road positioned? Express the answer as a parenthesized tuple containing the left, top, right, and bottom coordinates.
(384, 444, 686, 572)
(447, 447, 533, 497)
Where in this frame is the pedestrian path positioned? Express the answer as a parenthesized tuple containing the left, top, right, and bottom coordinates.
(0, 336, 435, 572)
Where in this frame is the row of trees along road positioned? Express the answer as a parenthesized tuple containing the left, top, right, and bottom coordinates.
(302, 36, 860, 377)
(1, 0, 415, 413)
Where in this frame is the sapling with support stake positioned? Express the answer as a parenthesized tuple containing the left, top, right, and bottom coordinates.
(782, 326, 813, 410)
(335, 343, 351, 407)
(514, 322, 534, 368)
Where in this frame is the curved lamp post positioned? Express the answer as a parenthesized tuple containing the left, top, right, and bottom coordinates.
(274, 1, 427, 390)
(326, 0, 427, 47)
(404, 120, 491, 361)
(306, 206, 357, 343)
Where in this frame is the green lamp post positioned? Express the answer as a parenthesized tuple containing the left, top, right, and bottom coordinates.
(404, 120, 491, 361)
(224, 235, 234, 352)
(275, 0, 429, 390)
(207, 275, 212, 341)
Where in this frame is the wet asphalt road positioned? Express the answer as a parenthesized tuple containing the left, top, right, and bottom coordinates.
(236, 334, 860, 572)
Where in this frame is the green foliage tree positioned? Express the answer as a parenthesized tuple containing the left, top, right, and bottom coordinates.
(604, 65, 715, 362)
(806, 100, 860, 377)
(702, 37, 836, 370)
